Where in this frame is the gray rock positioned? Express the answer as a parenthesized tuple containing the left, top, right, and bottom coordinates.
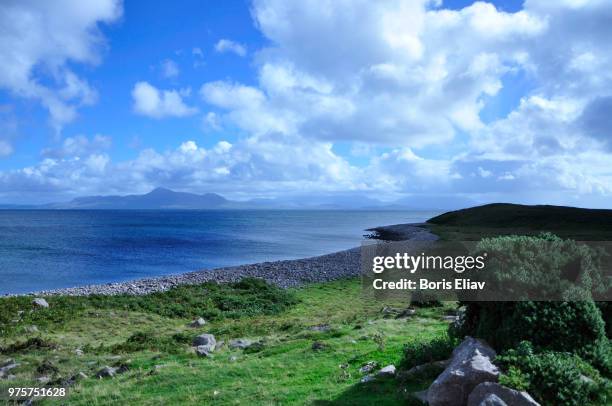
(0, 359, 18, 379)
(360, 375, 375, 383)
(398, 359, 450, 380)
(467, 382, 540, 406)
(477, 394, 507, 406)
(428, 337, 500, 406)
(195, 346, 213, 357)
(308, 323, 331, 332)
(75, 348, 84, 356)
(36, 376, 51, 384)
(95, 366, 116, 378)
(229, 338, 253, 350)
(189, 317, 207, 327)
(359, 361, 378, 374)
(32, 298, 49, 308)
(377, 365, 396, 377)
(192, 334, 216, 352)
(397, 308, 417, 318)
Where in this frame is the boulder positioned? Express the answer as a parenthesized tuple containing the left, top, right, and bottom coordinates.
(189, 317, 207, 327)
(32, 298, 49, 308)
(192, 334, 216, 352)
(476, 394, 507, 406)
(95, 366, 116, 378)
(377, 365, 396, 377)
(195, 346, 214, 357)
(467, 382, 540, 406)
(397, 359, 450, 381)
(229, 339, 253, 350)
(427, 337, 499, 406)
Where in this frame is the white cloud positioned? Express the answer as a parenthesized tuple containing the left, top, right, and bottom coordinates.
(160, 59, 179, 78)
(132, 82, 198, 119)
(42, 134, 111, 158)
(214, 39, 247, 57)
(0, 0, 122, 133)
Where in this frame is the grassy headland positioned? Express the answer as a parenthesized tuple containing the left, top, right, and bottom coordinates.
(425, 203, 612, 241)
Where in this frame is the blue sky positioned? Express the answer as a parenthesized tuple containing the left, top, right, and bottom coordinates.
(1, 0, 612, 207)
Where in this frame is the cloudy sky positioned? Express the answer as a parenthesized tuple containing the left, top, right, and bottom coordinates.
(0, 0, 611, 207)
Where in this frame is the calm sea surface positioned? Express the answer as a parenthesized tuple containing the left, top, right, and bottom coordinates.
(0, 210, 438, 294)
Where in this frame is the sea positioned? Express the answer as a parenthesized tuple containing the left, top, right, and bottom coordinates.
(0, 210, 438, 294)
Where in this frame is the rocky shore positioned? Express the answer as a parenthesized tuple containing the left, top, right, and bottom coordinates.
(21, 248, 362, 297)
(8, 223, 437, 297)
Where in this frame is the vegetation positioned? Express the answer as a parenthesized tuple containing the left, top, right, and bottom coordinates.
(497, 341, 610, 406)
(0, 278, 452, 405)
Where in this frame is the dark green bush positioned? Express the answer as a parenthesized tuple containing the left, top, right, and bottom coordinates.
(453, 234, 612, 375)
(497, 341, 609, 406)
(454, 301, 611, 376)
(398, 334, 457, 371)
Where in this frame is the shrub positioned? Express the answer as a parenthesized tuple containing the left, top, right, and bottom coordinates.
(453, 234, 611, 375)
(497, 341, 609, 406)
(399, 335, 457, 371)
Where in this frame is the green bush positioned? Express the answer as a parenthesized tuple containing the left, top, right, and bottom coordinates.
(399, 334, 457, 371)
(497, 341, 609, 406)
(472, 233, 610, 301)
(453, 234, 611, 375)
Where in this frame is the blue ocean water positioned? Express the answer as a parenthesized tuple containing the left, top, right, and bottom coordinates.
(0, 210, 437, 294)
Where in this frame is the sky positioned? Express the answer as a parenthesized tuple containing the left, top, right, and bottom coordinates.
(1, 0, 612, 207)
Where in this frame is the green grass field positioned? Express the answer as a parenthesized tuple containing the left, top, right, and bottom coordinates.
(0, 279, 451, 405)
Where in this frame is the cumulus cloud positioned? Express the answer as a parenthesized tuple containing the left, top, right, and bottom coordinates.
(0, 0, 122, 133)
(4, 0, 612, 205)
(132, 82, 198, 119)
(214, 39, 247, 56)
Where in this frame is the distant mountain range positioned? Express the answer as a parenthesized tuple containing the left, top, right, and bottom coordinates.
(0, 188, 476, 210)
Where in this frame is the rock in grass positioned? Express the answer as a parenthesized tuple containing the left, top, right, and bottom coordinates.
(311, 341, 328, 351)
(229, 339, 253, 350)
(189, 317, 207, 327)
(360, 375, 375, 383)
(308, 323, 331, 332)
(428, 337, 499, 406)
(0, 360, 19, 380)
(377, 365, 396, 377)
(95, 366, 116, 378)
(467, 382, 540, 406)
(196, 346, 214, 357)
(32, 298, 49, 308)
(359, 361, 378, 374)
(192, 334, 216, 352)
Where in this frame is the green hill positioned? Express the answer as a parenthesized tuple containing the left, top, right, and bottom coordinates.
(425, 203, 612, 240)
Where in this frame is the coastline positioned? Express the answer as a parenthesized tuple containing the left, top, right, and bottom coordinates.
(6, 222, 437, 297)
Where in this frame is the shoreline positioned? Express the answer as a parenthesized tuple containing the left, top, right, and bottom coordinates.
(6, 223, 437, 297)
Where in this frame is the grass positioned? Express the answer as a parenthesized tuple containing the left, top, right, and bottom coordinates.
(0, 278, 451, 405)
